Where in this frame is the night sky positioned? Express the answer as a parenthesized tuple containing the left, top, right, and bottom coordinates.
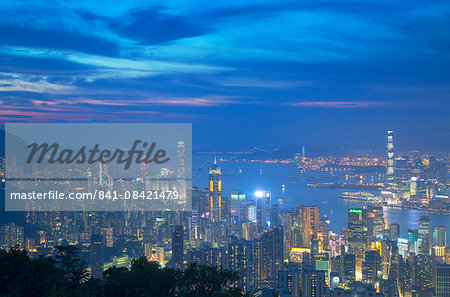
(0, 1, 449, 152)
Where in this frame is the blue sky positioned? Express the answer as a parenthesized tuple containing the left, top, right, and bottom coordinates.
(0, 0, 449, 152)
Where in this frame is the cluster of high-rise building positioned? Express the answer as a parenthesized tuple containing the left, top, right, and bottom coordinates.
(0, 132, 449, 297)
(383, 131, 449, 213)
(178, 161, 449, 296)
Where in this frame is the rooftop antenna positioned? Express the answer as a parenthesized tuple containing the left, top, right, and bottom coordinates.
(214, 152, 217, 165)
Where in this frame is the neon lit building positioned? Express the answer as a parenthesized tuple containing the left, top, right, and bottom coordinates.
(208, 159, 222, 222)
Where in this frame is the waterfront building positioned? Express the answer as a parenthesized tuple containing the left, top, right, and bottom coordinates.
(388, 223, 400, 241)
(386, 131, 394, 182)
(433, 225, 447, 247)
(418, 216, 431, 255)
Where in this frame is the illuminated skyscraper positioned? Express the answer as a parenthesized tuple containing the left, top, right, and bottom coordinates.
(208, 158, 222, 222)
(347, 208, 366, 280)
(386, 131, 394, 182)
(347, 209, 366, 253)
(230, 191, 246, 222)
(418, 216, 431, 255)
(413, 254, 432, 291)
(255, 190, 271, 230)
(297, 206, 320, 248)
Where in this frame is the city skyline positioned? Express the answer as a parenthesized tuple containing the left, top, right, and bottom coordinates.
(0, 1, 449, 296)
(1, 128, 449, 296)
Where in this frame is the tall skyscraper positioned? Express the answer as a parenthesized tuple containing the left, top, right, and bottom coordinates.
(90, 234, 103, 279)
(255, 190, 271, 230)
(172, 225, 184, 269)
(270, 204, 280, 227)
(418, 216, 431, 255)
(362, 250, 381, 285)
(230, 191, 246, 222)
(399, 257, 413, 297)
(297, 206, 320, 248)
(433, 226, 447, 246)
(228, 237, 260, 292)
(208, 159, 222, 222)
(363, 205, 384, 242)
(435, 264, 450, 297)
(394, 156, 411, 183)
(259, 226, 284, 281)
(389, 223, 400, 241)
(343, 253, 356, 288)
(386, 130, 394, 182)
(347, 208, 366, 280)
(413, 254, 432, 291)
(429, 157, 447, 186)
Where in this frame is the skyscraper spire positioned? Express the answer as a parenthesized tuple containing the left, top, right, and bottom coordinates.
(214, 152, 217, 165)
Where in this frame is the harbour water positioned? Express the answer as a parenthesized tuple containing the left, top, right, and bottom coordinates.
(193, 156, 450, 244)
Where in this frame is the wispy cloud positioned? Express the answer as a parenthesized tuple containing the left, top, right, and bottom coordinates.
(285, 101, 393, 108)
(217, 78, 314, 88)
(30, 95, 239, 107)
(0, 46, 232, 81)
(0, 76, 75, 94)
